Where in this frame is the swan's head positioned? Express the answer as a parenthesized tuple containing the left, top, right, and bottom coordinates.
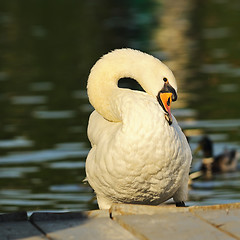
(87, 48, 178, 124)
(128, 50, 178, 125)
(156, 76, 178, 125)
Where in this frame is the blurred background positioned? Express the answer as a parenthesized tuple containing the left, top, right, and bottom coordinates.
(0, 0, 240, 213)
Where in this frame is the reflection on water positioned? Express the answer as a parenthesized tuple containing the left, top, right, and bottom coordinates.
(0, 0, 240, 212)
(189, 171, 240, 206)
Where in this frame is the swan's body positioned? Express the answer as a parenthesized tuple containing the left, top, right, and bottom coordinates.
(86, 49, 192, 209)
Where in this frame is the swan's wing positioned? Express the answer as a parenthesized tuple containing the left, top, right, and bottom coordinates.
(87, 110, 120, 147)
(86, 110, 121, 191)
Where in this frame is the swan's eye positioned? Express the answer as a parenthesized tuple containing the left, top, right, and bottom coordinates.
(163, 77, 168, 82)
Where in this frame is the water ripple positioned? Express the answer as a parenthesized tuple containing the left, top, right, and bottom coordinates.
(0, 148, 89, 164)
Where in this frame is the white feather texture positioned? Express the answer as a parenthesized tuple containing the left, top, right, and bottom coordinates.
(86, 48, 192, 209)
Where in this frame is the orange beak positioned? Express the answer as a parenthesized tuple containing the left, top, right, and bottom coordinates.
(157, 80, 177, 125)
(159, 92, 173, 124)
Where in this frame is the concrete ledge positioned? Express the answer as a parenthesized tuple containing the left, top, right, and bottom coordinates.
(1, 203, 240, 240)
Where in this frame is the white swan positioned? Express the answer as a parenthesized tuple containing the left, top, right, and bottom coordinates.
(86, 48, 192, 209)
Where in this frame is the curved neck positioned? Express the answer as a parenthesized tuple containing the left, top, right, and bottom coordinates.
(87, 49, 162, 122)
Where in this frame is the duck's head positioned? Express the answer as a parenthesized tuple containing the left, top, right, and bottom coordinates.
(198, 136, 213, 158)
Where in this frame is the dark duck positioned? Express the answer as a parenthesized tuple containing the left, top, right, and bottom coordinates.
(197, 136, 238, 177)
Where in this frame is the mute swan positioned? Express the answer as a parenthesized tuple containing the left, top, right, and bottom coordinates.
(86, 48, 192, 209)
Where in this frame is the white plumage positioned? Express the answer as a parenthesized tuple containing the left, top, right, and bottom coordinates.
(86, 48, 192, 209)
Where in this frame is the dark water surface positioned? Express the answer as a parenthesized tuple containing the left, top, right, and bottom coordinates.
(0, 0, 240, 212)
